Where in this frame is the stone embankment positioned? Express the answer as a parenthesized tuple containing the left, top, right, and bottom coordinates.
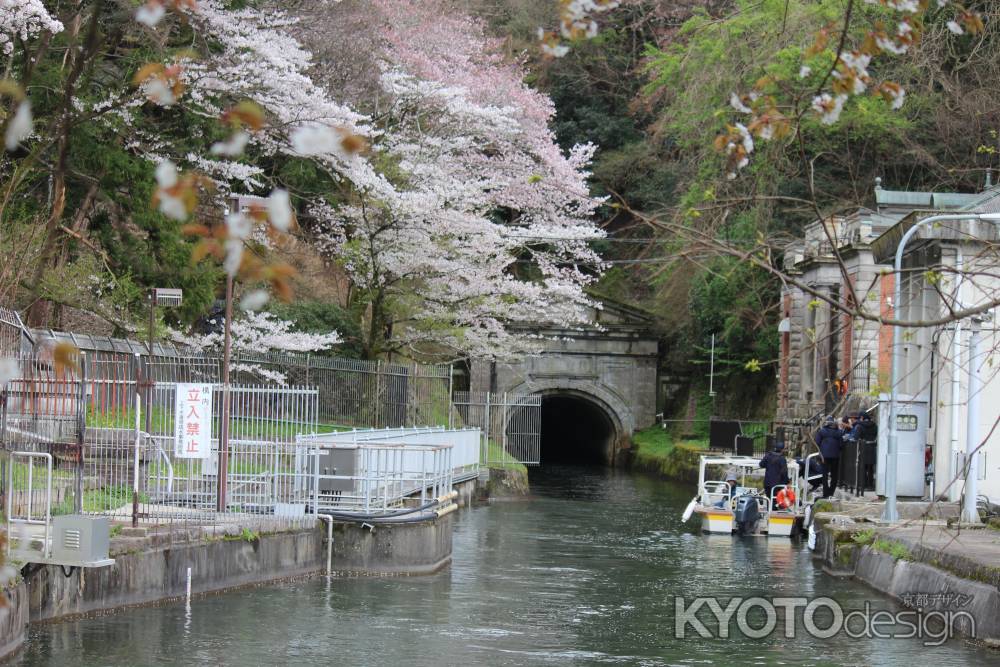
(813, 500, 1000, 647)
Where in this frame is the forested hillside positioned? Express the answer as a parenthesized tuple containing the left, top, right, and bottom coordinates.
(474, 0, 1000, 416)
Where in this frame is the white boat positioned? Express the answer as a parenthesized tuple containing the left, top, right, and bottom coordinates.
(684, 454, 808, 537)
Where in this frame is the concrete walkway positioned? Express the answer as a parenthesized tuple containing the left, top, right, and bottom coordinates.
(873, 523, 1000, 591)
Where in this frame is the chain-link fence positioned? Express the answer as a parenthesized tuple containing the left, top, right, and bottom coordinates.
(1, 318, 541, 535)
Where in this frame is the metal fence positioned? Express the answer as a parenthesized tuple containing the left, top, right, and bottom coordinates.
(0, 349, 323, 525)
(33, 330, 455, 431)
(0, 318, 543, 532)
(839, 437, 878, 496)
(451, 391, 541, 466)
(2, 345, 484, 530)
(839, 352, 872, 397)
(0, 306, 32, 357)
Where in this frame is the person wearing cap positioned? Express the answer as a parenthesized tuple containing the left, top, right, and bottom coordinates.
(714, 470, 740, 508)
(815, 416, 844, 498)
(760, 442, 790, 501)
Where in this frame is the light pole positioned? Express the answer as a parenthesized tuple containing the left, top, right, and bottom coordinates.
(883, 212, 1000, 523)
(708, 333, 717, 397)
(961, 316, 985, 524)
(140, 288, 182, 527)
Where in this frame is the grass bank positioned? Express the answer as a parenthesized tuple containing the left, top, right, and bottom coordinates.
(629, 425, 708, 484)
(481, 441, 529, 496)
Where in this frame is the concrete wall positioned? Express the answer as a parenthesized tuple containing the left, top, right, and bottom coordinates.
(330, 514, 454, 576)
(25, 515, 454, 625)
(28, 528, 326, 622)
(814, 520, 1000, 645)
(0, 583, 28, 661)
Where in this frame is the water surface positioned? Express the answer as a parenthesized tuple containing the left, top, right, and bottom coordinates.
(14, 466, 993, 666)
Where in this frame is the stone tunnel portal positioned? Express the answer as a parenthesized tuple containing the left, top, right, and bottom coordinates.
(540, 393, 618, 465)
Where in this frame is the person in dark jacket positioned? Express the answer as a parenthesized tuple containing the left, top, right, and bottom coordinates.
(851, 412, 877, 442)
(815, 417, 843, 498)
(760, 442, 790, 497)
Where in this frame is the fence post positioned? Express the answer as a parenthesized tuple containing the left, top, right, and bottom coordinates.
(132, 353, 145, 527)
(75, 353, 86, 514)
(1, 383, 8, 514)
(372, 359, 382, 428)
(483, 392, 491, 465)
(501, 393, 508, 459)
(411, 362, 418, 427)
(447, 365, 454, 429)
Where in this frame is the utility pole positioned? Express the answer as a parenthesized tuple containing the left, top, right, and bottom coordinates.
(218, 272, 233, 512)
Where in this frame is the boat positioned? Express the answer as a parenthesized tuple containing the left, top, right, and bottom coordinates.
(682, 454, 809, 537)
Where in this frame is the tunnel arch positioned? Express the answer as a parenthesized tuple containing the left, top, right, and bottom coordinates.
(506, 380, 632, 465)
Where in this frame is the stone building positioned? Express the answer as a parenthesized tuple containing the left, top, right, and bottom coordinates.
(777, 181, 984, 423)
(778, 179, 1000, 503)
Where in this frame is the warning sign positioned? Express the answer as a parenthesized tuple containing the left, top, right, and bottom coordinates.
(175, 383, 212, 459)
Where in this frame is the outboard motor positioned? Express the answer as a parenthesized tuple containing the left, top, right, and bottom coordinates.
(733, 495, 760, 535)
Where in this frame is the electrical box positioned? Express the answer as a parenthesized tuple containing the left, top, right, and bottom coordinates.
(876, 394, 929, 497)
(51, 515, 111, 566)
(317, 447, 357, 493)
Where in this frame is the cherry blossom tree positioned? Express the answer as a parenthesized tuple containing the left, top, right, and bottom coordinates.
(5, 0, 606, 365)
(169, 311, 342, 384)
(295, 0, 605, 361)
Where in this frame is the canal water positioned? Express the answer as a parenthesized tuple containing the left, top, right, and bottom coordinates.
(14, 467, 993, 666)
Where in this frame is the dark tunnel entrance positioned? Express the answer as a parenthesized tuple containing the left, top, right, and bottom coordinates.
(540, 394, 616, 465)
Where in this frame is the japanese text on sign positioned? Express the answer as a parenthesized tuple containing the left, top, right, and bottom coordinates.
(175, 383, 212, 459)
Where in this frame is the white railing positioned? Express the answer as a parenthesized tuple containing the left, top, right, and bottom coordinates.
(6, 451, 53, 561)
(298, 427, 481, 514)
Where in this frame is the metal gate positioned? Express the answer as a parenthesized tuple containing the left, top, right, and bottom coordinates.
(451, 391, 541, 466)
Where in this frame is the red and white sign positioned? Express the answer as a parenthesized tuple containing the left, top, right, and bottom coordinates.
(175, 383, 212, 459)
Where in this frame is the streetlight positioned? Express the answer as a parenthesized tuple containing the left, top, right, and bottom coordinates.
(883, 212, 1000, 523)
(139, 288, 182, 527)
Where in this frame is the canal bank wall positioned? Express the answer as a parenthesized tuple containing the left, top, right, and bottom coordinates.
(0, 476, 511, 659)
(27, 514, 457, 624)
(0, 583, 28, 662)
(813, 513, 1000, 647)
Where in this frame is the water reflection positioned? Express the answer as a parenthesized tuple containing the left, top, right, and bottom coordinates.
(13, 466, 992, 666)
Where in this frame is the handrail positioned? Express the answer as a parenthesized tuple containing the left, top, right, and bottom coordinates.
(836, 352, 872, 396)
(6, 451, 53, 560)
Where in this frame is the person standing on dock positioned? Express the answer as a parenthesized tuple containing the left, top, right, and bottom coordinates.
(815, 416, 843, 498)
